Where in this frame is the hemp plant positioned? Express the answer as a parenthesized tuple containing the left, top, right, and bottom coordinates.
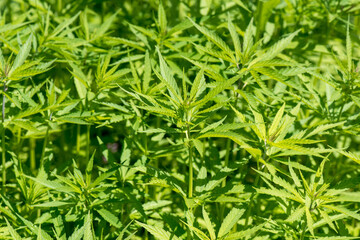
(0, 34, 52, 190)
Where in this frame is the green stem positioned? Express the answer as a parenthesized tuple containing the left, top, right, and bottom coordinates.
(86, 124, 90, 163)
(30, 138, 36, 171)
(40, 114, 52, 167)
(2, 80, 6, 191)
(300, 220, 307, 240)
(76, 124, 81, 153)
(187, 125, 193, 199)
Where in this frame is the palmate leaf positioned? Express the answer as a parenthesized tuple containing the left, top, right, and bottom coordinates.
(339, 150, 360, 164)
(9, 33, 33, 76)
(15, 213, 53, 240)
(103, 36, 145, 51)
(256, 187, 300, 202)
(84, 211, 94, 240)
(182, 56, 225, 82)
(91, 10, 119, 40)
(134, 165, 186, 197)
(188, 18, 235, 62)
(96, 209, 122, 228)
(197, 131, 250, 148)
(138, 105, 177, 118)
(268, 103, 285, 138)
(189, 67, 205, 102)
(286, 205, 305, 223)
(24, 175, 77, 193)
(68, 226, 84, 240)
(346, 19, 352, 73)
(136, 221, 181, 240)
(5, 218, 22, 240)
(218, 207, 245, 238)
(255, 30, 300, 63)
(319, 209, 337, 233)
(224, 222, 265, 240)
(181, 220, 210, 240)
(193, 72, 244, 108)
(228, 16, 241, 63)
(158, 1, 167, 35)
(242, 18, 254, 61)
(49, 12, 80, 39)
(269, 141, 328, 157)
(202, 206, 216, 240)
(305, 206, 315, 236)
(194, 43, 234, 63)
(305, 121, 345, 138)
(255, 169, 303, 202)
(156, 48, 182, 103)
(323, 205, 360, 221)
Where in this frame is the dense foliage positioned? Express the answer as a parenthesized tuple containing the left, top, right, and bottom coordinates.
(0, 0, 360, 239)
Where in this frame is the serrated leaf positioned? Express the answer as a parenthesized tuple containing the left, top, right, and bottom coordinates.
(202, 206, 216, 240)
(269, 103, 285, 138)
(156, 49, 182, 103)
(158, 1, 167, 35)
(188, 18, 234, 61)
(84, 211, 94, 240)
(305, 207, 314, 236)
(224, 223, 265, 240)
(346, 19, 352, 72)
(96, 209, 122, 228)
(5, 218, 22, 240)
(286, 205, 305, 223)
(228, 16, 241, 63)
(218, 207, 245, 238)
(306, 121, 345, 138)
(9, 33, 32, 75)
(136, 221, 180, 240)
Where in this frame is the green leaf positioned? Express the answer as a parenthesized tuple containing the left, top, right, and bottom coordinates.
(9, 33, 32, 75)
(305, 207, 314, 236)
(286, 205, 305, 223)
(158, 1, 167, 35)
(136, 221, 180, 240)
(257, 30, 300, 62)
(156, 48, 182, 103)
(228, 16, 241, 63)
(202, 206, 216, 240)
(5, 218, 22, 240)
(84, 211, 94, 240)
(346, 18, 352, 72)
(96, 209, 122, 228)
(218, 207, 245, 238)
(188, 18, 234, 61)
(268, 103, 285, 138)
(224, 223, 265, 240)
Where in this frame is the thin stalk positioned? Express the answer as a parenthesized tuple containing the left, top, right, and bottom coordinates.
(85, 92, 90, 163)
(30, 138, 36, 171)
(76, 124, 81, 153)
(219, 138, 232, 221)
(244, 171, 260, 227)
(40, 113, 52, 167)
(86, 125, 90, 163)
(187, 127, 193, 199)
(300, 220, 307, 240)
(1, 81, 6, 190)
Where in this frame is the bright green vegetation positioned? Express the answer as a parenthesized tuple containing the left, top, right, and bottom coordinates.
(0, 0, 360, 239)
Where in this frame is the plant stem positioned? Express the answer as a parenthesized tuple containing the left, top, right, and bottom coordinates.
(30, 138, 36, 171)
(40, 113, 52, 167)
(186, 124, 193, 198)
(86, 125, 90, 163)
(76, 124, 81, 153)
(1, 85, 5, 191)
